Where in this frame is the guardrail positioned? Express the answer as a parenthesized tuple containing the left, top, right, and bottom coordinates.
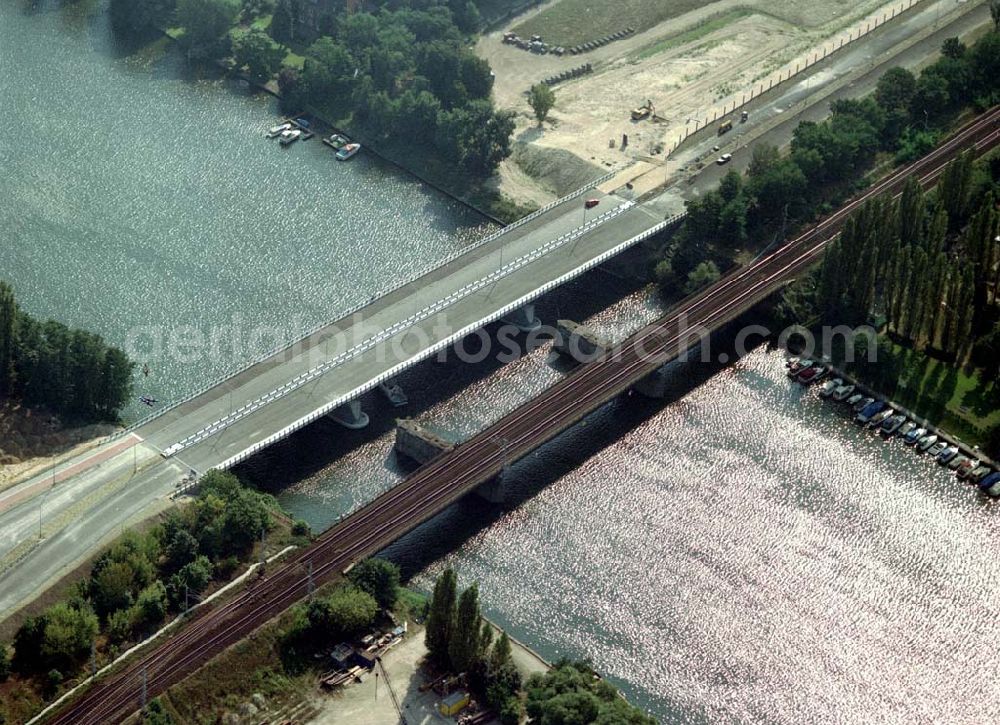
(107, 170, 621, 444)
(198, 211, 686, 475)
(164, 199, 636, 457)
(667, 0, 925, 156)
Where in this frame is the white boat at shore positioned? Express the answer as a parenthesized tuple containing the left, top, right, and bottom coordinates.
(336, 142, 361, 160)
(279, 128, 302, 146)
(267, 122, 292, 138)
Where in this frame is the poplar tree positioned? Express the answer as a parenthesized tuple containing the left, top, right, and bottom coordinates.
(448, 583, 482, 673)
(897, 175, 925, 246)
(425, 568, 457, 668)
(0, 282, 15, 398)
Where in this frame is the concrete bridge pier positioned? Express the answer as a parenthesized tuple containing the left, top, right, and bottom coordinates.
(475, 475, 506, 504)
(328, 400, 369, 429)
(632, 367, 669, 399)
(553, 319, 612, 363)
(394, 420, 506, 503)
(504, 303, 542, 332)
(394, 419, 454, 464)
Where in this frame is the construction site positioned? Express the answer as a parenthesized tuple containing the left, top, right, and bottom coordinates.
(479, 0, 933, 207)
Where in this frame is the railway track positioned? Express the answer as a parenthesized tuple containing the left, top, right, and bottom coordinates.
(42, 106, 1000, 725)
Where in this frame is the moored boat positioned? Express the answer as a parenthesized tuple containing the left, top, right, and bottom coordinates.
(853, 396, 874, 412)
(955, 458, 978, 479)
(855, 400, 885, 424)
(867, 408, 894, 429)
(903, 426, 926, 445)
(977, 471, 1000, 496)
(818, 378, 840, 397)
(917, 434, 939, 452)
(846, 392, 864, 406)
(927, 440, 947, 458)
(970, 465, 993, 483)
(279, 128, 302, 146)
(880, 414, 906, 437)
(832, 384, 856, 401)
(267, 122, 292, 138)
(797, 364, 826, 384)
(336, 142, 361, 160)
(787, 359, 812, 377)
(936, 445, 959, 464)
(947, 454, 969, 470)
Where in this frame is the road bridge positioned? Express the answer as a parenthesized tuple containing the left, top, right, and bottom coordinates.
(39, 106, 1000, 725)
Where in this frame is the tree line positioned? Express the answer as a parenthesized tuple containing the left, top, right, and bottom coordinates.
(3, 471, 278, 701)
(0, 282, 133, 422)
(277, 0, 514, 177)
(109, 0, 515, 179)
(425, 568, 522, 723)
(655, 27, 1000, 299)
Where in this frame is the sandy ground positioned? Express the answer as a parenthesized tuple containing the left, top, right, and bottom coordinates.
(0, 403, 115, 492)
(306, 623, 549, 725)
(480, 0, 918, 206)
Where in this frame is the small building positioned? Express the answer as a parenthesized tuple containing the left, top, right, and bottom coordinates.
(330, 643, 354, 670)
(439, 690, 470, 717)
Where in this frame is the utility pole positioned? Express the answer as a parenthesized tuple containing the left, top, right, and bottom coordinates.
(307, 560, 315, 598)
(141, 667, 147, 710)
(374, 669, 379, 701)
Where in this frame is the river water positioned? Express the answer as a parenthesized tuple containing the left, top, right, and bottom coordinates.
(0, 0, 488, 421)
(5, 3, 1000, 724)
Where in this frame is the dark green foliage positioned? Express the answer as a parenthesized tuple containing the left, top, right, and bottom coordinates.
(143, 698, 176, 724)
(0, 644, 10, 682)
(132, 581, 169, 632)
(425, 568, 458, 668)
(233, 28, 285, 82)
(0, 282, 134, 422)
(448, 583, 482, 673)
(291, 519, 311, 537)
(274, 4, 511, 178)
(525, 660, 656, 725)
(176, 0, 240, 60)
(685, 261, 721, 294)
(303, 585, 378, 642)
(196, 470, 273, 557)
(0, 283, 14, 398)
(528, 83, 556, 123)
(347, 558, 400, 610)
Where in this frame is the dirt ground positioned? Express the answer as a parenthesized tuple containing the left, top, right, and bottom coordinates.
(0, 402, 115, 492)
(480, 0, 913, 206)
(306, 623, 549, 725)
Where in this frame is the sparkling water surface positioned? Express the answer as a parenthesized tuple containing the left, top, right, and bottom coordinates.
(0, 0, 489, 420)
(4, 3, 999, 723)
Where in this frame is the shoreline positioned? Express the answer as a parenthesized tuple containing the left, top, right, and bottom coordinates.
(199, 38, 518, 226)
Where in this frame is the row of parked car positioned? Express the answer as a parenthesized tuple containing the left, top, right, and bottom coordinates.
(502, 27, 635, 56)
(540, 63, 593, 87)
(787, 358, 1000, 496)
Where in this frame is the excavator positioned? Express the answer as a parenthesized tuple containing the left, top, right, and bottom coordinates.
(631, 99, 654, 121)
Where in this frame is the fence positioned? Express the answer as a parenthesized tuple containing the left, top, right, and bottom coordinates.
(667, 0, 925, 156)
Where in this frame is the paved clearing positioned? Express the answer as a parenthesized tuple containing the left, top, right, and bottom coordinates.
(307, 624, 548, 725)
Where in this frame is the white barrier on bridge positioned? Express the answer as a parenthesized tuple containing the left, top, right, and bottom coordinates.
(109, 170, 623, 444)
(163, 199, 637, 457)
(208, 211, 684, 472)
